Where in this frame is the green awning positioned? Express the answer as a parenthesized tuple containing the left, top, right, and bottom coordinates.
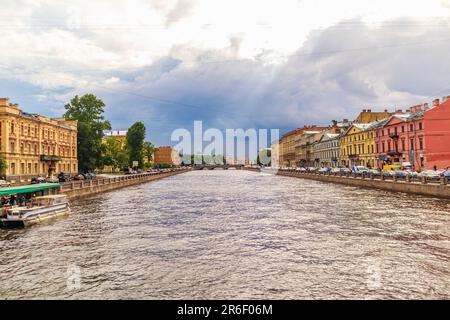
(0, 183, 62, 197)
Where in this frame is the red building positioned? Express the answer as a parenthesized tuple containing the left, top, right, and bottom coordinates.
(375, 96, 450, 171)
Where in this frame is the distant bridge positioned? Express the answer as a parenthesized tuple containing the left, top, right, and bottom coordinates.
(192, 164, 244, 170)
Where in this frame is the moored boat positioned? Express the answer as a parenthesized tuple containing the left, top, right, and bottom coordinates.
(1, 195, 71, 228)
(0, 183, 71, 228)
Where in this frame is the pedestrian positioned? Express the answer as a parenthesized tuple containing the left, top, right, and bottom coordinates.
(433, 165, 437, 171)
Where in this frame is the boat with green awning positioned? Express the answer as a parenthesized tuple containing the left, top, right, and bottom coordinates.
(0, 183, 62, 197)
(0, 183, 70, 228)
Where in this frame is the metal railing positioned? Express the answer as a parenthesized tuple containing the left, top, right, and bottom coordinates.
(272, 168, 449, 186)
(60, 168, 189, 192)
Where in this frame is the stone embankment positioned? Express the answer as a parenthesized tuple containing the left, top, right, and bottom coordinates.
(244, 167, 450, 199)
(60, 169, 190, 200)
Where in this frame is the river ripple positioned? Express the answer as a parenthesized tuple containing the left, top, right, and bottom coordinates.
(0, 170, 449, 299)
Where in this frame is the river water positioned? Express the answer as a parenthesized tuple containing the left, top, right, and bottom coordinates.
(0, 170, 449, 299)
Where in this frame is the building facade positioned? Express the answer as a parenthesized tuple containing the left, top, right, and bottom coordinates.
(0, 98, 78, 179)
(279, 129, 299, 168)
(375, 97, 450, 170)
(312, 133, 340, 167)
(340, 123, 376, 168)
(270, 141, 280, 168)
(154, 146, 181, 167)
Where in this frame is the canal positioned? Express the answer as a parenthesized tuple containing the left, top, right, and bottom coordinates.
(1, 170, 449, 299)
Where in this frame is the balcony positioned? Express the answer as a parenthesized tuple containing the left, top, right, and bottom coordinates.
(387, 151, 402, 157)
(40, 155, 62, 161)
(389, 132, 399, 139)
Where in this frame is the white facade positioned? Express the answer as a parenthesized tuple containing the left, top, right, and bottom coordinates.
(312, 134, 340, 167)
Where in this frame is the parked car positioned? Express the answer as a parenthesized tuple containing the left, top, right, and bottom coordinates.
(418, 170, 444, 179)
(58, 172, 72, 182)
(318, 167, 331, 173)
(368, 169, 381, 176)
(386, 169, 407, 178)
(82, 172, 96, 180)
(296, 167, 307, 172)
(306, 167, 318, 172)
(73, 174, 86, 181)
(330, 167, 341, 173)
(352, 166, 370, 174)
(0, 179, 11, 188)
(339, 167, 352, 173)
(31, 176, 46, 184)
(442, 170, 450, 181)
(46, 176, 59, 183)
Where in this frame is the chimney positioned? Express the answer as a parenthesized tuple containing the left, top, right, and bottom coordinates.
(331, 120, 337, 126)
(422, 103, 429, 111)
(0, 97, 10, 106)
(367, 109, 372, 112)
(384, 109, 388, 112)
(343, 119, 349, 123)
(433, 98, 440, 107)
(362, 109, 367, 112)
(395, 109, 402, 114)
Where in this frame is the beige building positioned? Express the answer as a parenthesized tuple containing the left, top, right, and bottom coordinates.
(0, 98, 78, 179)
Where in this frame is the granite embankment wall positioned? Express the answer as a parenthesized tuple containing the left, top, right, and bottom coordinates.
(244, 168, 450, 199)
(61, 169, 190, 201)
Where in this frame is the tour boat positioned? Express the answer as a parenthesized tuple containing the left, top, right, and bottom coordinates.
(1, 194, 71, 228)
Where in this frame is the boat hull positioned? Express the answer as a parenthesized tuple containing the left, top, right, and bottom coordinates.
(0, 208, 71, 229)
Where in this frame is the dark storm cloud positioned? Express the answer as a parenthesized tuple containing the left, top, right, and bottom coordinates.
(100, 18, 450, 145)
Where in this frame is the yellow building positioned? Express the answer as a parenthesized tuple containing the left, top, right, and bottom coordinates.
(0, 98, 78, 179)
(340, 120, 387, 168)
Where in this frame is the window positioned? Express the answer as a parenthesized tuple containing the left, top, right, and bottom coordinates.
(419, 123, 423, 130)
(34, 163, 38, 174)
(419, 138, 423, 150)
(402, 126, 405, 133)
(388, 129, 391, 136)
(382, 142, 385, 153)
(10, 141, 15, 153)
(410, 138, 414, 150)
(410, 124, 414, 131)
(401, 139, 406, 151)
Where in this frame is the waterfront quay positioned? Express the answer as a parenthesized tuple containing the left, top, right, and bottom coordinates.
(59, 168, 190, 200)
(244, 167, 450, 199)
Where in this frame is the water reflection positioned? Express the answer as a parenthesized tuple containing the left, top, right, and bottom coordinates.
(0, 170, 449, 299)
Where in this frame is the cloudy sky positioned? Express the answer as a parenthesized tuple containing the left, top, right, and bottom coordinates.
(1, 0, 450, 146)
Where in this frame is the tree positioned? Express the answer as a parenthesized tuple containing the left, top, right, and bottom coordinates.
(126, 121, 146, 169)
(257, 149, 272, 166)
(102, 138, 129, 172)
(64, 94, 111, 172)
(0, 154, 7, 178)
(143, 141, 155, 163)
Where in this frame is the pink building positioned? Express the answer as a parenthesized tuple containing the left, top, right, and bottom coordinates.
(375, 96, 450, 171)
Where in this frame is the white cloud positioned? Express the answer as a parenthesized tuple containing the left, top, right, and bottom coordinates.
(1, 0, 450, 145)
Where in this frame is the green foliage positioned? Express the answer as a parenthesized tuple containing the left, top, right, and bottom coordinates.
(257, 149, 272, 166)
(126, 121, 146, 169)
(64, 94, 111, 172)
(0, 154, 7, 176)
(102, 138, 129, 172)
(143, 141, 155, 163)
